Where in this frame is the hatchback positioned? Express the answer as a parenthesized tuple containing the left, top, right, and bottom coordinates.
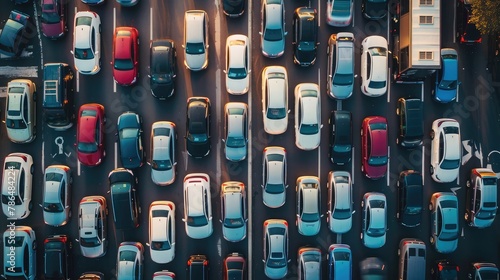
(429, 192, 459, 254)
(1, 153, 33, 220)
(327, 33, 355, 99)
(326, 0, 353, 27)
(182, 173, 213, 239)
(360, 35, 388, 97)
(5, 79, 37, 143)
(361, 192, 387, 248)
(397, 170, 423, 227)
(148, 201, 175, 264)
(117, 111, 144, 169)
(149, 121, 176, 186)
(433, 48, 459, 103)
(262, 146, 288, 208)
(186, 97, 211, 158)
(153, 270, 175, 280)
(430, 118, 461, 183)
(327, 171, 353, 234)
(41, 165, 72, 227)
(361, 116, 388, 179)
(149, 39, 177, 99)
(262, 66, 289, 134)
(263, 219, 289, 279)
(41, 0, 67, 39)
(43, 235, 69, 280)
(77, 196, 108, 258)
(294, 83, 322, 150)
(225, 34, 250, 94)
(293, 7, 318, 66)
(431, 260, 459, 280)
(116, 242, 143, 280)
(72, 11, 101, 75)
(0, 10, 32, 57)
(327, 244, 351, 279)
(296, 176, 322, 236)
(223, 253, 245, 280)
(223, 102, 248, 161)
(187, 255, 209, 280)
(183, 10, 209, 71)
(260, 0, 286, 58)
(329, 110, 352, 165)
(220, 182, 247, 242)
(361, 0, 388, 20)
(76, 103, 106, 166)
(112, 27, 139, 86)
(465, 168, 498, 228)
(3, 226, 36, 280)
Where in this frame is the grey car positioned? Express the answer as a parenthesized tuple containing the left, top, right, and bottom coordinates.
(262, 146, 288, 208)
(149, 121, 176, 186)
(220, 181, 247, 242)
(263, 219, 289, 279)
(361, 192, 387, 248)
(296, 176, 322, 236)
(327, 171, 353, 234)
(260, 0, 286, 58)
(223, 102, 248, 162)
(429, 192, 459, 253)
(327, 33, 355, 99)
(41, 165, 72, 227)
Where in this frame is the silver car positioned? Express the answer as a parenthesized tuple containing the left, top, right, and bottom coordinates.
(116, 242, 144, 280)
(41, 165, 72, 227)
(220, 181, 247, 242)
(260, 0, 286, 58)
(1, 153, 34, 220)
(223, 102, 248, 162)
(262, 146, 288, 208)
(182, 173, 213, 239)
(5, 79, 36, 143)
(297, 247, 321, 280)
(361, 192, 387, 248)
(77, 196, 108, 258)
(224, 34, 250, 95)
(326, 0, 354, 27)
(294, 83, 322, 150)
(71, 11, 101, 75)
(149, 121, 176, 186)
(429, 192, 459, 253)
(296, 176, 322, 236)
(327, 171, 353, 234)
(262, 66, 289, 135)
(183, 10, 209, 71)
(327, 33, 355, 99)
(263, 219, 289, 279)
(3, 226, 36, 280)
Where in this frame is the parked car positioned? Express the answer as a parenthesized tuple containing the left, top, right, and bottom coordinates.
(108, 168, 140, 230)
(187, 255, 209, 280)
(398, 238, 426, 280)
(1, 153, 33, 220)
(117, 111, 144, 169)
(41, 0, 67, 39)
(433, 48, 459, 103)
(5, 79, 37, 143)
(262, 66, 289, 134)
(361, 0, 388, 20)
(361, 116, 388, 179)
(396, 98, 423, 147)
(223, 102, 248, 161)
(327, 171, 353, 234)
(296, 176, 322, 236)
(260, 0, 286, 58)
(263, 219, 289, 279)
(43, 235, 69, 280)
(326, 0, 353, 27)
(297, 247, 321, 279)
(153, 270, 175, 280)
(327, 244, 352, 279)
(361, 192, 387, 248)
(81, 0, 104, 6)
(149, 121, 177, 186)
(0, 10, 32, 57)
(116, 242, 143, 280)
(293, 7, 318, 66)
(223, 253, 245, 280)
(224, 34, 250, 94)
(329, 110, 352, 165)
(149, 39, 176, 99)
(397, 170, 423, 227)
(41, 165, 72, 227)
(468, 263, 499, 279)
(116, 0, 138, 7)
(360, 35, 388, 97)
(182, 173, 213, 239)
(465, 168, 498, 228)
(294, 83, 322, 150)
(76, 103, 106, 166)
(223, 0, 244, 17)
(262, 146, 288, 208)
(430, 260, 459, 280)
(71, 11, 101, 75)
(186, 97, 211, 158)
(456, 0, 481, 44)
(77, 196, 108, 258)
(327, 33, 355, 99)
(42, 63, 75, 130)
(183, 10, 209, 71)
(148, 201, 175, 264)
(360, 257, 387, 280)
(430, 118, 461, 183)
(220, 182, 247, 242)
(429, 192, 459, 254)
(112, 27, 139, 86)
(78, 272, 105, 279)
(2, 226, 36, 280)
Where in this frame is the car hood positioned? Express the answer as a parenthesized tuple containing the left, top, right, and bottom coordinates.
(435, 87, 457, 103)
(296, 133, 321, 150)
(186, 223, 213, 239)
(223, 224, 246, 242)
(6, 127, 31, 143)
(226, 76, 249, 94)
(75, 57, 98, 74)
(264, 118, 288, 135)
(78, 151, 102, 166)
(472, 215, 495, 228)
(151, 168, 175, 186)
(151, 80, 174, 99)
(262, 39, 285, 58)
(263, 189, 286, 208)
(331, 83, 353, 99)
(433, 167, 459, 183)
(401, 211, 421, 227)
(265, 263, 288, 279)
(80, 243, 106, 258)
(363, 1, 387, 19)
(298, 220, 320, 236)
(435, 236, 458, 254)
(2, 203, 29, 220)
(114, 68, 137, 86)
(43, 211, 67, 226)
(150, 246, 175, 264)
(42, 22, 64, 38)
(331, 148, 351, 165)
(223, 0, 244, 15)
(185, 53, 207, 70)
(187, 140, 210, 158)
(225, 145, 247, 162)
(295, 48, 316, 65)
(330, 216, 352, 234)
(363, 232, 386, 249)
(364, 163, 387, 179)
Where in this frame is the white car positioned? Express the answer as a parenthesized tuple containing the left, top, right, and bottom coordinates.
(259, 0, 286, 58)
(262, 66, 289, 134)
(220, 181, 247, 242)
(5, 79, 36, 144)
(71, 11, 101, 75)
(148, 201, 175, 264)
(224, 34, 250, 94)
(327, 171, 353, 234)
(223, 102, 248, 162)
(3, 226, 36, 280)
(116, 242, 144, 280)
(262, 146, 288, 208)
(149, 121, 176, 186)
(361, 192, 387, 249)
(41, 165, 72, 227)
(294, 83, 322, 150)
(296, 176, 322, 236)
(1, 153, 33, 220)
(182, 173, 213, 239)
(430, 118, 461, 183)
(360, 35, 388, 97)
(183, 10, 209, 71)
(77, 196, 108, 258)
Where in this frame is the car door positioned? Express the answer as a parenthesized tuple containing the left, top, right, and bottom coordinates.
(297, 187, 303, 221)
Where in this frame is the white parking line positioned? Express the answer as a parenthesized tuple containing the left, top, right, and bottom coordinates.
(336, 234, 342, 244)
(456, 83, 460, 103)
(317, 1, 321, 27)
(386, 146, 390, 187)
(421, 145, 425, 185)
(33, 0, 43, 67)
(77, 160, 81, 176)
(0, 66, 38, 78)
(246, 0, 253, 275)
(386, 13, 390, 40)
(113, 8, 117, 93)
(351, 147, 355, 185)
(421, 83, 424, 101)
(337, 100, 342, 110)
(114, 142, 118, 169)
(453, 2, 457, 44)
(41, 141, 45, 172)
(318, 146, 321, 179)
(76, 72, 80, 92)
(150, 7, 153, 41)
(387, 72, 391, 103)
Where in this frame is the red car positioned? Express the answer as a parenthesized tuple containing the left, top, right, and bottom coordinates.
(223, 253, 245, 280)
(361, 116, 388, 179)
(112, 27, 139, 86)
(76, 103, 105, 166)
(40, 0, 67, 39)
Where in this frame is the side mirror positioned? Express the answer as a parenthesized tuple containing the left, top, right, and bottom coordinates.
(70, 50, 74, 55)
(75, 239, 79, 243)
(146, 162, 151, 166)
(110, 62, 113, 65)
(352, 210, 356, 214)
(173, 162, 178, 166)
(248, 69, 252, 73)
(354, 74, 358, 78)
(95, 51, 99, 55)
(182, 218, 186, 222)
(284, 32, 288, 35)
(219, 219, 222, 223)
(285, 185, 289, 188)
(262, 259, 265, 263)
(102, 238, 106, 242)
(287, 109, 291, 113)
(222, 139, 225, 143)
(223, 70, 227, 74)
(320, 124, 324, 129)
(38, 204, 43, 208)
(259, 32, 263, 35)
(147, 75, 151, 78)
(145, 243, 150, 247)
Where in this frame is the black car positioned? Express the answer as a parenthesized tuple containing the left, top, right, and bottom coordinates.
(43, 235, 69, 280)
(292, 7, 318, 67)
(188, 255, 209, 280)
(117, 111, 144, 169)
(329, 110, 352, 165)
(396, 98, 423, 148)
(360, 257, 387, 280)
(108, 168, 140, 230)
(456, 0, 481, 44)
(397, 170, 423, 227)
(186, 97, 211, 158)
(361, 0, 387, 20)
(223, 0, 244, 17)
(149, 39, 177, 100)
(431, 260, 459, 280)
(43, 63, 75, 130)
(0, 10, 32, 57)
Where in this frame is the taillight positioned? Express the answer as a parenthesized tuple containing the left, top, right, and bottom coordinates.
(460, 36, 465, 43)
(477, 37, 482, 43)
(456, 266, 460, 271)
(203, 260, 208, 266)
(187, 260, 192, 266)
(283, 221, 288, 226)
(438, 264, 443, 271)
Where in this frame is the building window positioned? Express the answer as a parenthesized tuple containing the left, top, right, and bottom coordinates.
(420, 0, 433, 5)
(419, 16, 433, 24)
(419, 51, 433, 60)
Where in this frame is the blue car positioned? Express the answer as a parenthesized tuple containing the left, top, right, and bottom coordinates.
(433, 48, 459, 103)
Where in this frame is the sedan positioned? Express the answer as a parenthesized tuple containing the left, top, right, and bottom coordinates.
(224, 34, 250, 94)
(361, 192, 387, 248)
(297, 247, 321, 279)
(263, 219, 289, 279)
(294, 83, 322, 150)
(149, 121, 176, 186)
(41, 0, 67, 39)
(183, 173, 213, 239)
(72, 11, 101, 75)
(293, 7, 318, 66)
(262, 66, 289, 134)
(328, 110, 352, 165)
(5, 79, 37, 143)
(326, 0, 353, 27)
(430, 118, 461, 183)
(327, 33, 355, 99)
(149, 39, 176, 99)
(1, 153, 34, 220)
(41, 165, 72, 227)
(262, 146, 288, 208)
(260, 0, 286, 58)
(360, 257, 387, 280)
(430, 192, 459, 253)
(43, 235, 69, 280)
(362, 0, 388, 20)
(223, 253, 246, 280)
(223, 102, 248, 162)
(397, 170, 423, 227)
(220, 182, 247, 242)
(148, 201, 175, 264)
(186, 97, 211, 158)
(361, 116, 388, 179)
(360, 35, 388, 97)
(327, 171, 353, 234)
(0, 10, 32, 57)
(76, 103, 105, 166)
(433, 48, 459, 103)
(3, 226, 36, 280)
(77, 196, 108, 258)
(112, 27, 139, 86)
(296, 176, 322, 236)
(116, 242, 144, 280)
(117, 111, 144, 169)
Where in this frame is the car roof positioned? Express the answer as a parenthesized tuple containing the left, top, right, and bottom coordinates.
(78, 113, 97, 143)
(267, 77, 286, 108)
(265, 3, 283, 28)
(301, 97, 318, 124)
(302, 187, 319, 214)
(185, 11, 206, 43)
(369, 123, 387, 156)
(224, 191, 242, 219)
(444, 133, 460, 160)
(115, 30, 133, 59)
(228, 37, 247, 68)
(187, 183, 205, 216)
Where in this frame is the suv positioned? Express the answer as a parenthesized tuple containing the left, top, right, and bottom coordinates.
(329, 110, 352, 165)
(183, 10, 209, 71)
(327, 32, 355, 99)
(187, 255, 209, 280)
(43, 63, 75, 130)
(5, 79, 37, 143)
(186, 97, 211, 158)
(465, 168, 498, 228)
(456, 0, 481, 44)
(223, 102, 248, 162)
(429, 192, 459, 254)
(292, 7, 318, 67)
(396, 98, 423, 148)
(1, 153, 34, 220)
(220, 181, 247, 242)
(183, 173, 213, 239)
(77, 196, 108, 258)
(41, 165, 72, 227)
(43, 235, 69, 280)
(398, 238, 426, 280)
(108, 168, 140, 230)
(0, 10, 32, 57)
(430, 118, 461, 183)
(397, 170, 423, 227)
(327, 171, 353, 234)
(2, 226, 36, 280)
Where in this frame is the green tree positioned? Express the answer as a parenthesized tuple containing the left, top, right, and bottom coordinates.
(469, 0, 500, 35)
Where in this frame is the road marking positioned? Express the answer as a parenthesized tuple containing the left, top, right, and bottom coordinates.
(462, 140, 473, 165)
(337, 100, 342, 110)
(453, 2, 457, 44)
(421, 83, 424, 101)
(76, 72, 80, 92)
(336, 234, 342, 244)
(318, 146, 321, 179)
(351, 147, 355, 185)
(114, 142, 118, 169)
(457, 83, 460, 102)
(352, 8, 355, 28)
(77, 160, 81, 176)
(150, 7, 153, 41)
(387, 72, 391, 103)
(41, 141, 45, 171)
(476, 142, 483, 167)
(246, 0, 253, 276)
(386, 12, 390, 39)
(318, 1, 321, 27)
(451, 186, 461, 195)
(0, 66, 38, 78)
(387, 146, 390, 187)
(113, 8, 117, 94)
(33, 0, 43, 67)
(421, 145, 425, 185)
(183, 151, 188, 171)
(217, 238, 222, 257)
(0, 87, 7, 98)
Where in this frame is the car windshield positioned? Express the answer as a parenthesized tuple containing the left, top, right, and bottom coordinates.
(152, 159, 172, 171)
(368, 80, 386, 89)
(114, 59, 134, 71)
(119, 128, 138, 139)
(298, 41, 316, 51)
(264, 28, 282, 41)
(187, 215, 208, 227)
(405, 205, 422, 214)
(185, 42, 205, 55)
(300, 123, 318, 135)
(265, 183, 285, 194)
(266, 108, 286, 120)
(80, 237, 101, 247)
(334, 144, 351, 153)
(6, 119, 27, 129)
(78, 142, 98, 153)
(439, 80, 458, 90)
(74, 48, 94, 60)
(439, 224, 458, 241)
(333, 208, 351, 219)
(475, 209, 496, 220)
(441, 159, 460, 169)
(301, 212, 319, 222)
(223, 217, 244, 228)
(187, 133, 208, 143)
(119, 250, 136, 261)
(43, 202, 64, 213)
(368, 47, 387, 56)
(333, 73, 354, 86)
(151, 240, 171, 251)
(267, 255, 286, 268)
(41, 6, 60, 24)
(368, 155, 388, 166)
(1, 194, 22, 205)
(227, 67, 247, 79)
(367, 226, 385, 237)
(226, 137, 245, 148)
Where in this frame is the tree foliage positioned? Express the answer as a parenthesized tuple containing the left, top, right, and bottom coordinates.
(469, 0, 500, 35)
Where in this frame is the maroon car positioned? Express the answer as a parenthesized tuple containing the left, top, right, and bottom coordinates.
(223, 253, 245, 280)
(112, 27, 139, 86)
(40, 0, 66, 39)
(76, 103, 106, 166)
(361, 116, 388, 179)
